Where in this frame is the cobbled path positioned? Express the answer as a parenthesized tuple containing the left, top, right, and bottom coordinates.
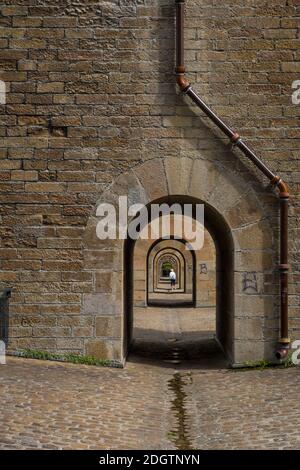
(0, 356, 299, 449)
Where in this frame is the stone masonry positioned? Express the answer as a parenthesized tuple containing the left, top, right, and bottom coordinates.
(0, 1, 300, 364)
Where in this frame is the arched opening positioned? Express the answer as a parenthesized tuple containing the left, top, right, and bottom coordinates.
(147, 241, 194, 306)
(83, 157, 276, 366)
(161, 260, 174, 278)
(123, 195, 234, 366)
(155, 252, 181, 290)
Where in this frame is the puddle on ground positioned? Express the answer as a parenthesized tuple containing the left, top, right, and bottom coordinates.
(167, 372, 193, 450)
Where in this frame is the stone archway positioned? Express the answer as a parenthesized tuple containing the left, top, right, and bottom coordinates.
(156, 252, 181, 289)
(145, 239, 196, 305)
(83, 156, 277, 366)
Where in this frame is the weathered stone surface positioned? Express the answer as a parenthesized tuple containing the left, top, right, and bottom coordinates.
(95, 272, 113, 293)
(189, 159, 220, 202)
(95, 316, 121, 338)
(233, 221, 273, 251)
(164, 156, 193, 195)
(83, 250, 122, 271)
(224, 194, 264, 229)
(82, 294, 120, 315)
(84, 339, 119, 360)
(235, 317, 264, 340)
(134, 159, 168, 201)
(234, 340, 266, 363)
(235, 294, 275, 317)
(0, 0, 297, 362)
(235, 250, 274, 272)
(109, 171, 149, 208)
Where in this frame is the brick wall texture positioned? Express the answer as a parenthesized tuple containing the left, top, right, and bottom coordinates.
(0, 0, 300, 362)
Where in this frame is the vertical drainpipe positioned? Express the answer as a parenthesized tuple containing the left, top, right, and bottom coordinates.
(175, 0, 290, 359)
(276, 180, 290, 358)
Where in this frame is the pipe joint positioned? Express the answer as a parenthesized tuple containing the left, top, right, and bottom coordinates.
(275, 344, 290, 360)
(181, 84, 191, 94)
(175, 66, 185, 74)
(271, 176, 289, 198)
(230, 132, 240, 146)
(231, 132, 240, 143)
(275, 338, 290, 360)
(279, 337, 291, 345)
(176, 74, 190, 92)
(278, 263, 289, 272)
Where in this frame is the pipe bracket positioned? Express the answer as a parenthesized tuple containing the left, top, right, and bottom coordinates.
(231, 132, 240, 144)
(175, 66, 185, 74)
(278, 263, 289, 271)
(279, 338, 290, 345)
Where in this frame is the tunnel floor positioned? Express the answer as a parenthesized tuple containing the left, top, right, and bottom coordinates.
(129, 306, 227, 369)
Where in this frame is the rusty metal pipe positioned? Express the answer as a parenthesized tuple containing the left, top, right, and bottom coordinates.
(185, 87, 236, 140)
(275, 195, 290, 359)
(175, 0, 185, 74)
(278, 197, 289, 338)
(236, 140, 276, 181)
(175, 0, 290, 358)
(185, 87, 277, 180)
(275, 344, 289, 359)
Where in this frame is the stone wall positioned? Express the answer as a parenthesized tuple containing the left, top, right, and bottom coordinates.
(0, 0, 299, 363)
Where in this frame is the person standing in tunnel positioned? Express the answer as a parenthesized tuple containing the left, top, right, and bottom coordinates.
(169, 268, 176, 291)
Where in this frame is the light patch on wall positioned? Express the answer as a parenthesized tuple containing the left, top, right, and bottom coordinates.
(0, 340, 6, 365)
(0, 80, 6, 105)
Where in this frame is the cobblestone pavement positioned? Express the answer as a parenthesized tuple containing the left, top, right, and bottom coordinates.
(0, 307, 300, 450)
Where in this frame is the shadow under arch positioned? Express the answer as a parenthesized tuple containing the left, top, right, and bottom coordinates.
(147, 239, 195, 306)
(123, 194, 234, 363)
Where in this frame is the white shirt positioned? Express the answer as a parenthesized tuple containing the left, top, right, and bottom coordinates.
(169, 271, 176, 280)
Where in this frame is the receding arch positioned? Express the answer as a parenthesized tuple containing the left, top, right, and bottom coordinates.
(124, 194, 234, 362)
(82, 155, 277, 366)
(153, 247, 185, 291)
(146, 238, 195, 306)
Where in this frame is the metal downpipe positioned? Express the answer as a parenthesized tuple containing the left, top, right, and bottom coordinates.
(175, 0, 290, 359)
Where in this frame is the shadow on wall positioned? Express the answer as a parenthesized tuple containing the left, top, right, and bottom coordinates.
(0, 288, 11, 345)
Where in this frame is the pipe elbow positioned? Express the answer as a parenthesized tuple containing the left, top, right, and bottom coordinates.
(275, 339, 290, 360)
(278, 180, 289, 199)
(275, 346, 289, 360)
(176, 74, 190, 92)
(271, 176, 289, 199)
